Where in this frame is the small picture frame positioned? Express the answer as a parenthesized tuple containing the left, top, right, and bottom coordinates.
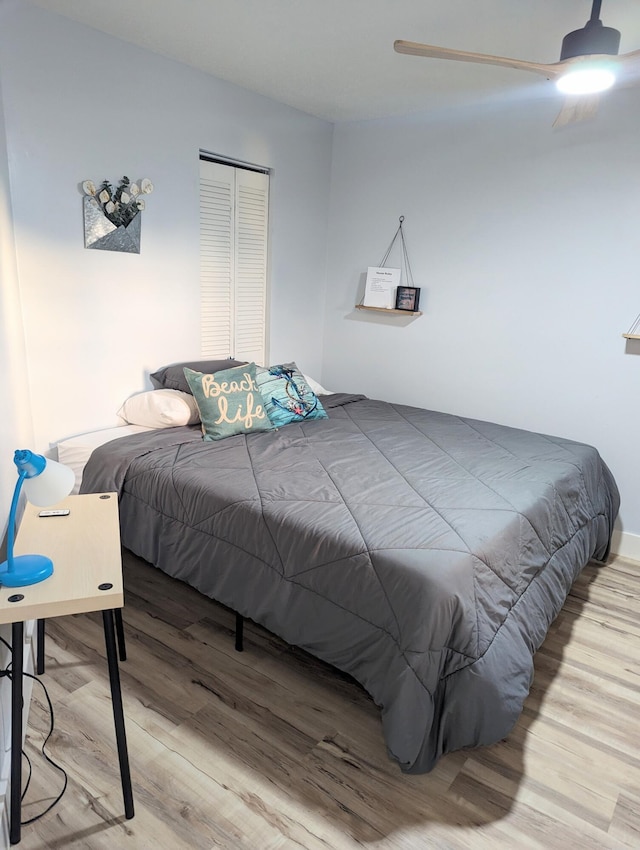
(395, 286, 421, 312)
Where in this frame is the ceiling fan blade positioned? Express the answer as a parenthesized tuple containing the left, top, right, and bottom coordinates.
(553, 93, 600, 128)
(619, 47, 640, 64)
(394, 40, 562, 79)
(616, 48, 640, 81)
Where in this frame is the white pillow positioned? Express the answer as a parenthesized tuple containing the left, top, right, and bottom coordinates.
(117, 389, 200, 428)
(302, 374, 334, 396)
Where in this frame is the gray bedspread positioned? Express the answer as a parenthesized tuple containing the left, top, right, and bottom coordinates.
(81, 394, 619, 773)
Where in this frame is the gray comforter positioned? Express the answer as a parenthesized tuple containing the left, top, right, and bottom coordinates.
(81, 394, 619, 773)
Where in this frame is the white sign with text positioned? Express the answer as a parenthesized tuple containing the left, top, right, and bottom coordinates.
(363, 267, 400, 309)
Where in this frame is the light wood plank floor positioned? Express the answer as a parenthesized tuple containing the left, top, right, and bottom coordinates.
(18, 550, 640, 849)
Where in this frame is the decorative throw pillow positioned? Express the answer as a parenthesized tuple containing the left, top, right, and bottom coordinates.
(256, 362, 328, 428)
(183, 363, 274, 441)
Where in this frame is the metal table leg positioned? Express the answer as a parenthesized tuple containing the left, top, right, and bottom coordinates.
(102, 610, 134, 820)
(10, 621, 24, 845)
(235, 612, 244, 652)
(114, 609, 127, 662)
(36, 619, 45, 675)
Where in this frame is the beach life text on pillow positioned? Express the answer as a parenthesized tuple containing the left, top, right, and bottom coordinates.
(184, 363, 273, 440)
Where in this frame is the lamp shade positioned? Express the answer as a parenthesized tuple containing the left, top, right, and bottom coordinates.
(0, 450, 75, 587)
(19, 453, 76, 506)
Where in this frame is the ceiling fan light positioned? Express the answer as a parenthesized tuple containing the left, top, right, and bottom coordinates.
(556, 66, 616, 95)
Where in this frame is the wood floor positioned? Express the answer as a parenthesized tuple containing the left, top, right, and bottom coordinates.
(18, 550, 640, 849)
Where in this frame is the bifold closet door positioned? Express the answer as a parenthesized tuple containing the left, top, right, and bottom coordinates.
(199, 158, 269, 365)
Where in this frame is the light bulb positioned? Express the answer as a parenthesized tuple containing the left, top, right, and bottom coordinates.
(556, 67, 616, 95)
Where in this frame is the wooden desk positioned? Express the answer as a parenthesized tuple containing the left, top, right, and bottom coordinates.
(0, 493, 134, 844)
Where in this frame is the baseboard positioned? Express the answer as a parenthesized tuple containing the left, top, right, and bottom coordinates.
(610, 529, 640, 563)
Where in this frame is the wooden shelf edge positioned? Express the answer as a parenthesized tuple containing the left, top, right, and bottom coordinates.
(355, 304, 422, 317)
(622, 333, 640, 339)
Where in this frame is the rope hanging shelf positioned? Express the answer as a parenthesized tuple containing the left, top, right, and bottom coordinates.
(623, 313, 640, 340)
(354, 304, 422, 316)
(356, 216, 422, 317)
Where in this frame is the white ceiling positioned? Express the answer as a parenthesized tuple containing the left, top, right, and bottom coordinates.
(28, 0, 640, 122)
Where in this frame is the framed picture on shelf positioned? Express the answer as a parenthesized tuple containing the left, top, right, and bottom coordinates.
(395, 286, 421, 312)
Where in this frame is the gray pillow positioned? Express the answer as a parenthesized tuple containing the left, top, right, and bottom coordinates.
(150, 359, 247, 394)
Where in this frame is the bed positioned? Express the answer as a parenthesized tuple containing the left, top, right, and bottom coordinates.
(77, 369, 619, 774)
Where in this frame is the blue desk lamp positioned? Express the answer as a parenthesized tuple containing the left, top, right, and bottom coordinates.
(0, 450, 75, 587)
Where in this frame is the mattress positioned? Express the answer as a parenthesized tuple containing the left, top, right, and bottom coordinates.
(56, 424, 155, 493)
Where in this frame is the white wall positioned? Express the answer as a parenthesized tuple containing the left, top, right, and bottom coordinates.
(0, 29, 33, 545)
(0, 1, 333, 451)
(323, 89, 640, 549)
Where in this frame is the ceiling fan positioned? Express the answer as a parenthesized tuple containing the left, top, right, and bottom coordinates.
(394, 0, 640, 126)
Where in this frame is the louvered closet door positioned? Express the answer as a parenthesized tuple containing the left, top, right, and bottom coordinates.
(199, 159, 269, 364)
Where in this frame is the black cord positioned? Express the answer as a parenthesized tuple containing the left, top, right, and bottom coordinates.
(20, 671, 68, 824)
(0, 644, 68, 824)
(21, 747, 32, 801)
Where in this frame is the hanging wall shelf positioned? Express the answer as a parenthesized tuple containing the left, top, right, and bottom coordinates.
(623, 313, 640, 339)
(356, 216, 422, 317)
(355, 304, 423, 317)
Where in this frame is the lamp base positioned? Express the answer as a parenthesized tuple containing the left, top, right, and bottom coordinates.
(0, 554, 54, 587)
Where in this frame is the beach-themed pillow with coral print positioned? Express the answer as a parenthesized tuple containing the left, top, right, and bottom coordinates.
(256, 362, 328, 428)
(183, 363, 274, 441)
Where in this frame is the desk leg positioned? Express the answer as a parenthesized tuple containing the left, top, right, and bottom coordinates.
(114, 609, 127, 662)
(36, 619, 45, 675)
(10, 621, 23, 845)
(235, 612, 244, 652)
(102, 610, 135, 820)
